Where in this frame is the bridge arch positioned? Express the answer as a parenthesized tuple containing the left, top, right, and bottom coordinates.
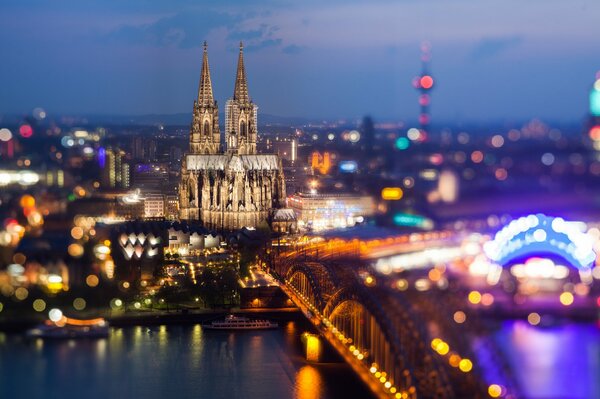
(323, 285, 453, 398)
(285, 262, 340, 311)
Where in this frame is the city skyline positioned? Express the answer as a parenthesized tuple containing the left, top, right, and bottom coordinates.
(1, 0, 600, 122)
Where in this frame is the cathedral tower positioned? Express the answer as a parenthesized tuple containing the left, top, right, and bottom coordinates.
(190, 42, 220, 154)
(225, 42, 258, 155)
(179, 42, 286, 230)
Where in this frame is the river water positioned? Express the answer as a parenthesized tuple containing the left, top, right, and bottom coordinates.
(0, 320, 599, 399)
(0, 320, 372, 399)
(496, 320, 600, 399)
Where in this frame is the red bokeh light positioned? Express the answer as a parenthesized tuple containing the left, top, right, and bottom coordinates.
(419, 94, 430, 106)
(4, 218, 18, 228)
(419, 113, 430, 125)
(19, 124, 33, 138)
(420, 75, 434, 90)
(589, 125, 600, 141)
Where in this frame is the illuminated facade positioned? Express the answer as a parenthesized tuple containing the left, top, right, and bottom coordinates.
(288, 192, 375, 230)
(179, 43, 286, 230)
(101, 148, 130, 189)
(484, 214, 596, 269)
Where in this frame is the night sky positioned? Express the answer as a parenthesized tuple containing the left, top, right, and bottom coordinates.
(1, 0, 600, 122)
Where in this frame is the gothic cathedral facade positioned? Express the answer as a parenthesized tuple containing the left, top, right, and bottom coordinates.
(179, 43, 286, 231)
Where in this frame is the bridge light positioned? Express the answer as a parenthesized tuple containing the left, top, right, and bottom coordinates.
(459, 358, 473, 372)
(370, 366, 377, 374)
(449, 354, 461, 367)
(303, 333, 321, 362)
(435, 341, 449, 355)
(488, 384, 503, 398)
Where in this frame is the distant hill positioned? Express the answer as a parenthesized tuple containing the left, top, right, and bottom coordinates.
(72, 113, 312, 127)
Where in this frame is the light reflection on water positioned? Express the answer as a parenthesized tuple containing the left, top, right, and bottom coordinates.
(296, 365, 323, 399)
(0, 321, 372, 399)
(497, 320, 600, 399)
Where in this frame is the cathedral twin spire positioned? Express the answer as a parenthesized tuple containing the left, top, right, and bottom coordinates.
(233, 42, 250, 103)
(191, 42, 256, 155)
(197, 41, 214, 107)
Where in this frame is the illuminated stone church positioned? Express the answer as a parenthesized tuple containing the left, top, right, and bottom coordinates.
(179, 42, 286, 230)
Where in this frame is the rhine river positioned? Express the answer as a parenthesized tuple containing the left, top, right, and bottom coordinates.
(0, 320, 599, 399)
(0, 320, 372, 399)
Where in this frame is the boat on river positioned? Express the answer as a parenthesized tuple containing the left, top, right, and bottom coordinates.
(202, 314, 278, 330)
(26, 317, 109, 339)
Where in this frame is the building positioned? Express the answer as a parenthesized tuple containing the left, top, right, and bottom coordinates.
(132, 163, 169, 192)
(131, 136, 144, 160)
(288, 192, 376, 231)
(179, 42, 286, 230)
(143, 194, 165, 218)
(111, 221, 222, 281)
(101, 147, 130, 189)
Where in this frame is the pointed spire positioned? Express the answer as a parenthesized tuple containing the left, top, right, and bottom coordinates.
(197, 41, 214, 106)
(233, 41, 250, 103)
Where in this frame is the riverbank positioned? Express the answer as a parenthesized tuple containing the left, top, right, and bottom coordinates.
(0, 307, 302, 332)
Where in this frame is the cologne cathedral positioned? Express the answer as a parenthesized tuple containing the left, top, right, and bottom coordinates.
(179, 42, 286, 231)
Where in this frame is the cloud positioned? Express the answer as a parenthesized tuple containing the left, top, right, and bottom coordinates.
(228, 22, 284, 52)
(282, 44, 307, 54)
(244, 38, 283, 52)
(470, 36, 523, 61)
(106, 9, 239, 48)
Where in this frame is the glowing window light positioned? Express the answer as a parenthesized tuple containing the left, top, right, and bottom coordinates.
(48, 308, 63, 322)
(468, 291, 482, 304)
(0, 128, 12, 142)
(527, 312, 541, 325)
(32, 299, 46, 312)
(589, 126, 600, 141)
(381, 187, 403, 201)
(420, 75, 434, 89)
(591, 88, 600, 117)
(484, 214, 596, 270)
(559, 291, 574, 306)
(19, 124, 33, 138)
(348, 130, 361, 143)
(339, 161, 358, 173)
(395, 137, 410, 150)
(392, 213, 433, 229)
(407, 128, 421, 141)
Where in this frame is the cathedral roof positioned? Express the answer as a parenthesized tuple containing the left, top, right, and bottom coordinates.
(186, 154, 280, 171)
(272, 208, 297, 221)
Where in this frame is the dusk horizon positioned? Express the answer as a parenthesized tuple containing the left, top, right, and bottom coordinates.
(2, 2, 600, 399)
(2, 0, 600, 121)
